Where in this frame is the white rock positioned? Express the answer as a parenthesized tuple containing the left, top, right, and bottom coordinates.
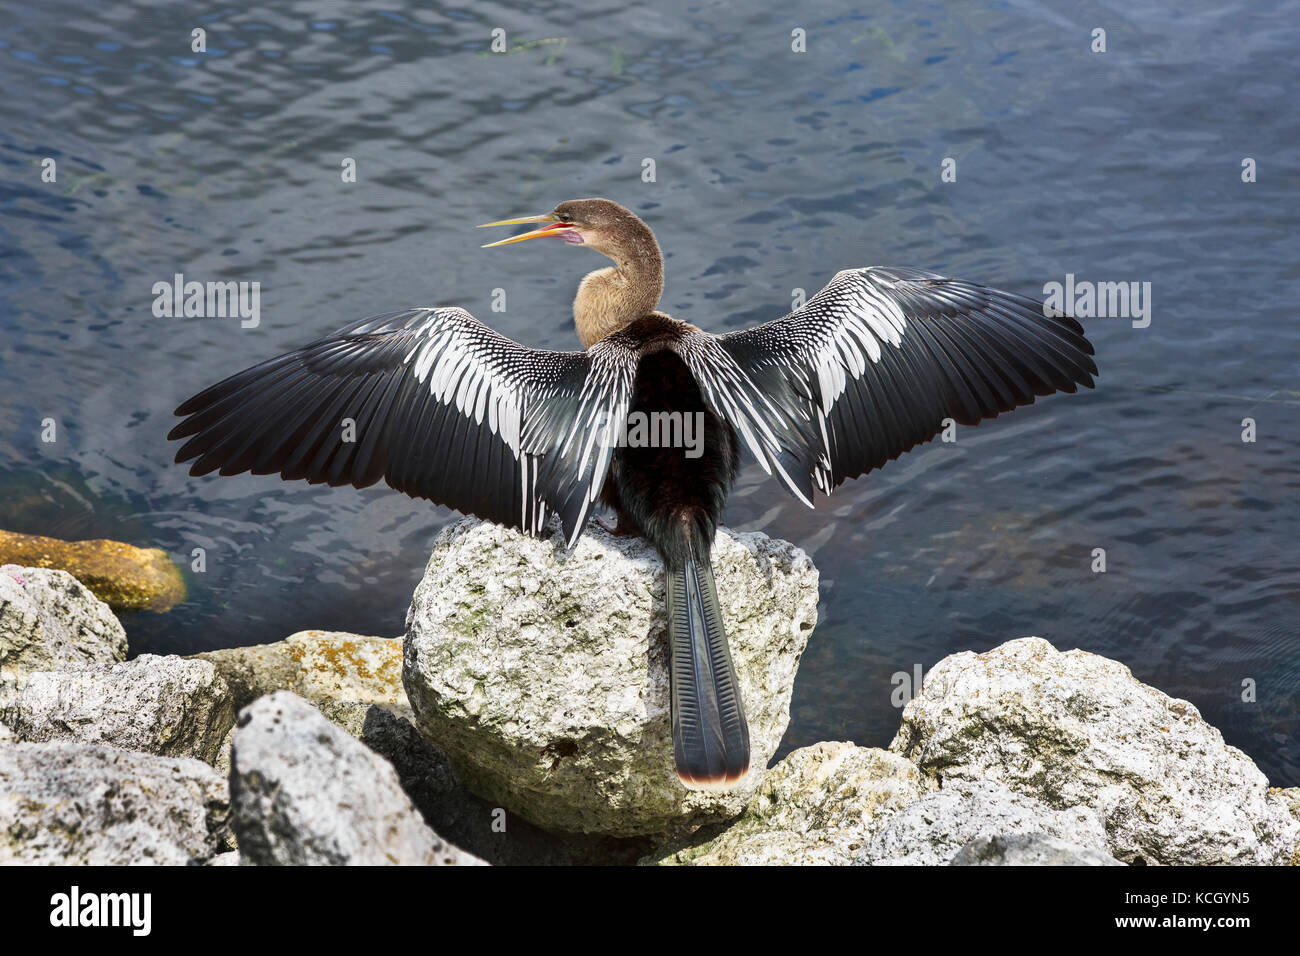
(892, 637, 1300, 865)
(855, 779, 1110, 866)
(1272, 788, 1300, 866)
(0, 567, 126, 677)
(951, 833, 1123, 866)
(230, 692, 484, 865)
(403, 518, 818, 837)
(0, 740, 230, 864)
(650, 742, 931, 865)
(194, 630, 406, 713)
(0, 655, 234, 763)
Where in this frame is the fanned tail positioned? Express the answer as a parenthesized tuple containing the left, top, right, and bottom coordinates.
(665, 540, 750, 789)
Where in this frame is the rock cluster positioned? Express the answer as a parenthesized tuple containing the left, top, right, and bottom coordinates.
(890, 637, 1298, 866)
(0, 569, 466, 865)
(652, 639, 1298, 866)
(3, 518, 1297, 868)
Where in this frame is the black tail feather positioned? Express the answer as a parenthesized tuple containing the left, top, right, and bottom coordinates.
(665, 541, 749, 789)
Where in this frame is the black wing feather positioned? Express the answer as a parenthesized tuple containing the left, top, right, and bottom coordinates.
(170, 307, 636, 545)
(678, 267, 1097, 498)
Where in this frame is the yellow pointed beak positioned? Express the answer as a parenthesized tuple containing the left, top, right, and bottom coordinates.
(478, 213, 567, 248)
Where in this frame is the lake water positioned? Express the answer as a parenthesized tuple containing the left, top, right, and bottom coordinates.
(2, 1, 1297, 784)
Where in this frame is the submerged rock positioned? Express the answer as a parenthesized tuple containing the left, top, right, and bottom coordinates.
(0, 739, 231, 865)
(854, 778, 1110, 866)
(0, 530, 186, 613)
(650, 742, 930, 865)
(0, 567, 126, 677)
(230, 692, 483, 866)
(404, 518, 818, 838)
(951, 833, 1123, 866)
(0, 655, 233, 763)
(891, 637, 1300, 866)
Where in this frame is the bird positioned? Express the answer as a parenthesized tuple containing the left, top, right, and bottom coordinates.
(169, 197, 1097, 790)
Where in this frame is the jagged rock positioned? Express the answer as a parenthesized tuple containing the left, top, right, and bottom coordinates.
(213, 725, 235, 776)
(1275, 788, 1300, 866)
(339, 702, 657, 865)
(854, 779, 1110, 866)
(208, 851, 240, 866)
(194, 629, 406, 713)
(0, 740, 231, 864)
(0, 567, 126, 677)
(403, 518, 818, 837)
(204, 634, 653, 862)
(3, 658, 233, 764)
(951, 833, 1124, 866)
(0, 530, 186, 613)
(0, 655, 234, 763)
(1274, 787, 1300, 822)
(230, 692, 483, 866)
(650, 742, 930, 865)
(892, 637, 1300, 866)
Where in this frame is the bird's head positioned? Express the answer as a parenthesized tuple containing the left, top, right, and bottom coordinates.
(479, 198, 657, 268)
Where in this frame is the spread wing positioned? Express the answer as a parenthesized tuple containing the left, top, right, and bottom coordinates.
(675, 267, 1097, 500)
(169, 308, 636, 546)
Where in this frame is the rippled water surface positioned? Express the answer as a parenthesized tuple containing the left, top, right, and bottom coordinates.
(3, 1, 1297, 783)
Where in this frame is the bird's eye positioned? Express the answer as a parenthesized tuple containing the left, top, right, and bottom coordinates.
(557, 211, 572, 223)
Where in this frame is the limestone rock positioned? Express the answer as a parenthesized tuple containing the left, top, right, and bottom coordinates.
(651, 742, 930, 865)
(892, 637, 1299, 865)
(204, 635, 653, 862)
(230, 692, 483, 865)
(855, 779, 1110, 866)
(403, 518, 818, 837)
(1274, 788, 1300, 866)
(0, 567, 126, 677)
(339, 702, 657, 865)
(0, 740, 230, 864)
(194, 629, 405, 713)
(951, 833, 1124, 866)
(0, 655, 234, 763)
(0, 530, 185, 613)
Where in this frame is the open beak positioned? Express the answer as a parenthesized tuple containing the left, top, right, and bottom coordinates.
(478, 213, 568, 248)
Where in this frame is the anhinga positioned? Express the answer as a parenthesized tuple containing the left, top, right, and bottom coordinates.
(170, 198, 1097, 790)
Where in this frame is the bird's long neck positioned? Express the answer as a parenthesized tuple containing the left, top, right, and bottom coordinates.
(574, 232, 664, 348)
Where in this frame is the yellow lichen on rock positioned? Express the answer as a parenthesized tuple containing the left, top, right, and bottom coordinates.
(194, 630, 406, 713)
(284, 631, 405, 704)
(0, 529, 186, 613)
